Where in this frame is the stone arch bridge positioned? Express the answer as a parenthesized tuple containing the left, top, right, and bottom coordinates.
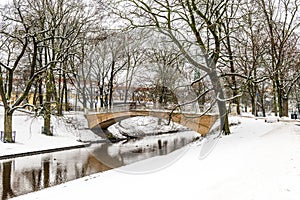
(85, 110, 218, 136)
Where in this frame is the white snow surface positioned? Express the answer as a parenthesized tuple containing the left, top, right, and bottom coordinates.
(0, 107, 101, 157)
(10, 116, 300, 200)
(108, 116, 189, 138)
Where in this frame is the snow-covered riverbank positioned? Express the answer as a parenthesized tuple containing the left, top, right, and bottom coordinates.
(108, 116, 190, 139)
(10, 117, 300, 200)
(0, 108, 100, 158)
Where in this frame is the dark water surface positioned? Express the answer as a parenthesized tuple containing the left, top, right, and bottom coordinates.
(0, 131, 198, 200)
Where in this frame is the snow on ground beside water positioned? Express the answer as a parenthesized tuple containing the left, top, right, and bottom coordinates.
(108, 116, 189, 138)
(11, 117, 300, 200)
(0, 107, 99, 157)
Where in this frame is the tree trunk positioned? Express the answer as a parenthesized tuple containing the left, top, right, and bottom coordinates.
(276, 77, 283, 117)
(282, 96, 289, 117)
(52, 69, 61, 116)
(63, 71, 68, 111)
(99, 86, 104, 109)
(225, 27, 240, 115)
(210, 71, 230, 135)
(39, 80, 43, 106)
(250, 93, 256, 116)
(124, 56, 131, 103)
(57, 71, 63, 116)
(33, 83, 38, 107)
(89, 82, 94, 110)
(44, 102, 52, 136)
(81, 83, 87, 109)
(43, 70, 53, 136)
(56, 103, 63, 116)
(233, 91, 241, 115)
(4, 110, 14, 143)
(260, 94, 266, 117)
(109, 60, 115, 110)
(272, 81, 278, 116)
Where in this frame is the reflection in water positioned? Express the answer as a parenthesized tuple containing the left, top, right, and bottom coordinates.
(2, 161, 14, 199)
(0, 131, 198, 199)
(0, 149, 111, 200)
(88, 131, 197, 169)
(43, 159, 50, 188)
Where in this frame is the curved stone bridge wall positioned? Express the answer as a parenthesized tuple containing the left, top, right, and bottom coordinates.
(85, 110, 218, 136)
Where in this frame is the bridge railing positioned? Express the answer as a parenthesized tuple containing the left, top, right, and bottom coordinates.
(83, 102, 215, 115)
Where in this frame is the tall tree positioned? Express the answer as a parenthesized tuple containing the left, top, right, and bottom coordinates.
(219, 1, 242, 114)
(257, 0, 300, 117)
(0, 0, 46, 142)
(121, 29, 148, 103)
(235, 1, 270, 116)
(28, 0, 97, 135)
(116, 0, 233, 134)
(144, 44, 184, 109)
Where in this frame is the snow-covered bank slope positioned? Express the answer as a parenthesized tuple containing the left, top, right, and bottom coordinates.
(12, 118, 300, 200)
(108, 116, 189, 139)
(0, 108, 101, 157)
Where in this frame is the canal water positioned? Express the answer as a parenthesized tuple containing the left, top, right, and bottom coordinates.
(0, 131, 199, 200)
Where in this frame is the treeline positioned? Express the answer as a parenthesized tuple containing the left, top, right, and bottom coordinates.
(113, 0, 300, 133)
(0, 0, 101, 141)
(0, 0, 299, 142)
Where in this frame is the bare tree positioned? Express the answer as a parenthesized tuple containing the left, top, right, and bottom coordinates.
(75, 42, 97, 110)
(115, 0, 233, 134)
(76, 31, 128, 112)
(0, 0, 45, 142)
(27, 0, 97, 135)
(121, 29, 149, 103)
(233, 1, 270, 116)
(143, 43, 184, 109)
(219, 1, 242, 114)
(257, 0, 300, 117)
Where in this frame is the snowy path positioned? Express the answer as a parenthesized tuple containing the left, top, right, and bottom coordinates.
(11, 118, 300, 200)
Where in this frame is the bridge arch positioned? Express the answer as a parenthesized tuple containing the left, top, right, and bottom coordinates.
(85, 110, 218, 136)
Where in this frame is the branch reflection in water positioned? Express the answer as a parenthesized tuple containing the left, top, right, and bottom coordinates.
(0, 130, 199, 199)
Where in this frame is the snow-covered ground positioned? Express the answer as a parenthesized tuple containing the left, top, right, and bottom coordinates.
(9, 116, 300, 200)
(108, 116, 189, 139)
(0, 107, 101, 158)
